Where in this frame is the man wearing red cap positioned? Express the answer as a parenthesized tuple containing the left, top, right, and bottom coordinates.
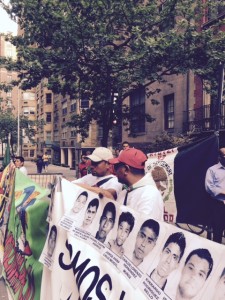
(73, 147, 122, 200)
(109, 148, 163, 221)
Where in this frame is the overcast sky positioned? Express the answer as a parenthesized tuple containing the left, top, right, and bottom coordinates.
(0, 5, 17, 35)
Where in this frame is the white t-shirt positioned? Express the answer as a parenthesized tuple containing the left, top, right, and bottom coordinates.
(19, 166, 28, 176)
(117, 173, 164, 221)
(72, 174, 123, 198)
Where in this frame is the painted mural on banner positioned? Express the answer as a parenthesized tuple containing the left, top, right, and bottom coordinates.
(40, 178, 225, 300)
(146, 148, 177, 223)
(0, 163, 16, 300)
(2, 168, 49, 300)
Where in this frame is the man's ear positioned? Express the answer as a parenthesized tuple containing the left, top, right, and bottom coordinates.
(123, 164, 130, 173)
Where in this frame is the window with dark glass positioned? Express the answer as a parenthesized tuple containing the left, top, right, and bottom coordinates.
(46, 112, 52, 123)
(164, 93, 174, 130)
(46, 93, 52, 104)
(71, 103, 76, 112)
(130, 86, 145, 134)
(80, 99, 89, 109)
(62, 107, 67, 115)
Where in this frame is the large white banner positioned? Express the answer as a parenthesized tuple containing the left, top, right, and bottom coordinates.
(40, 178, 225, 300)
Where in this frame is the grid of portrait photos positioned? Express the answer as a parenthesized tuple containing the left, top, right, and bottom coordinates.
(40, 178, 225, 300)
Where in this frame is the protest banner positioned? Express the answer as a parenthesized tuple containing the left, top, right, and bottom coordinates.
(0, 163, 16, 300)
(2, 168, 49, 300)
(146, 134, 219, 225)
(40, 177, 225, 300)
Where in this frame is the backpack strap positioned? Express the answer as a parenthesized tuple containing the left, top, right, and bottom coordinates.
(92, 177, 113, 188)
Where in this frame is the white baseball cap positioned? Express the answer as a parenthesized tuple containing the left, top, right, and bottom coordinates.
(86, 147, 113, 162)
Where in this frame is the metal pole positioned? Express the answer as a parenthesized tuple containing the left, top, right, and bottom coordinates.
(216, 63, 224, 132)
(17, 94, 20, 155)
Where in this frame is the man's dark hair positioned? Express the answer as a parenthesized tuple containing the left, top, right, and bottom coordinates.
(49, 225, 57, 240)
(129, 165, 145, 176)
(87, 198, 99, 210)
(101, 202, 116, 224)
(163, 232, 186, 262)
(77, 191, 88, 199)
(140, 219, 160, 238)
(118, 211, 135, 233)
(122, 141, 129, 146)
(15, 156, 25, 163)
(185, 248, 213, 279)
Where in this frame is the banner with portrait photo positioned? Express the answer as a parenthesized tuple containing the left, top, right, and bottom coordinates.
(40, 178, 225, 300)
(146, 148, 177, 223)
(146, 134, 219, 225)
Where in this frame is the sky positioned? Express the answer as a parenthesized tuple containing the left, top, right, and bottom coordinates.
(0, 4, 17, 35)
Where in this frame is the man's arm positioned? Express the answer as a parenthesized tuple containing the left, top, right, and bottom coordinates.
(205, 168, 225, 197)
(73, 182, 116, 200)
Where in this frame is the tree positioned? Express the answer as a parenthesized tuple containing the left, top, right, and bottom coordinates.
(1, 0, 225, 146)
(0, 105, 43, 155)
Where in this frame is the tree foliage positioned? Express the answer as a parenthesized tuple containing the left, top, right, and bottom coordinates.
(1, 0, 225, 145)
(0, 103, 43, 154)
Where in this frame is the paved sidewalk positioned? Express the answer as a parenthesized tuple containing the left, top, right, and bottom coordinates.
(24, 161, 76, 182)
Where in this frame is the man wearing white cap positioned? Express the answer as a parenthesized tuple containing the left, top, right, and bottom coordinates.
(73, 147, 122, 200)
(109, 148, 163, 221)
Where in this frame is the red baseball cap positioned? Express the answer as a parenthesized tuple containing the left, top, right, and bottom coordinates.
(109, 148, 147, 169)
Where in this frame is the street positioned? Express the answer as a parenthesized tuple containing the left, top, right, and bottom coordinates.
(24, 160, 76, 182)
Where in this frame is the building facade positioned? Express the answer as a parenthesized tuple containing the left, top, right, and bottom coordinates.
(121, 1, 225, 150)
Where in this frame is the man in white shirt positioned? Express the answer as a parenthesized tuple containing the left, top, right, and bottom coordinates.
(14, 156, 28, 176)
(109, 148, 163, 221)
(73, 147, 122, 200)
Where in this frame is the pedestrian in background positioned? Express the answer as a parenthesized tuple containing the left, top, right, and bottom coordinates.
(36, 155, 44, 174)
(42, 152, 49, 172)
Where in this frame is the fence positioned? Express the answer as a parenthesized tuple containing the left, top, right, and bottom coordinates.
(28, 173, 63, 189)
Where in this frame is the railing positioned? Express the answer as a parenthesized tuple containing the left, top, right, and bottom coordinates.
(183, 103, 225, 133)
(28, 173, 63, 189)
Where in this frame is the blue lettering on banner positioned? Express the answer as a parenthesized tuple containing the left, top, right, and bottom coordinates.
(58, 240, 126, 300)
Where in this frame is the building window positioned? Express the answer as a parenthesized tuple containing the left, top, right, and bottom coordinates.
(71, 130, 76, 137)
(164, 93, 174, 130)
(46, 112, 52, 123)
(23, 150, 28, 157)
(23, 92, 35, 100)
(46, 93, 52, 104)
(46, 131, 52, 141)
(80, 99, 89, 109)
(71, 103, 76, 112)
(130, 86, 145, 133)
(30, 150, 35, 157)
(62, 107, 67, 115)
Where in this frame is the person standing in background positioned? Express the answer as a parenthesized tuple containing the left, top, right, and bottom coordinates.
(42, 152, 49, 172)
(36, 155, 44, 174)
(14, 156, 28, 176)
(79, 153, 91, 178)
